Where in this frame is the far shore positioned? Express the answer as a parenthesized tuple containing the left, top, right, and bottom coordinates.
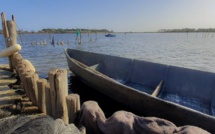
(1, 31, 215, 35)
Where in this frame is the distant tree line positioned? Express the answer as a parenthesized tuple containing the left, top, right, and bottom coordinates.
(2, 28, 215, 34)
(0, 28, 112, 34)
(158, 28, 215, 33)
(39, 28, 111, 33)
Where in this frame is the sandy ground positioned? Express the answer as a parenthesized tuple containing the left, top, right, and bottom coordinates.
(0, 64, 42, 119)
(0, 64, 82, 133)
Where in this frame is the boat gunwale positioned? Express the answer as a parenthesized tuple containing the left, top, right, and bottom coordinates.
(65, 48, 215, 133)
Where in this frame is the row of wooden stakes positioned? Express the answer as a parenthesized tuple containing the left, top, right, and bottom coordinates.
(31, 40, 72, 46)
(12, 53, 80, 125)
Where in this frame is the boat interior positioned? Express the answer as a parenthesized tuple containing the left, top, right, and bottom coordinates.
(66, 49, 215, 116)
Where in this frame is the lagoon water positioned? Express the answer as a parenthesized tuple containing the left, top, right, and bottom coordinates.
(1, 32, 215, 76)
(0, 32, 215, 116)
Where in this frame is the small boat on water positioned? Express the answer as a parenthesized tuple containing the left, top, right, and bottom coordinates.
(65, 48, 215, 133)
(105, 33, 116, 37)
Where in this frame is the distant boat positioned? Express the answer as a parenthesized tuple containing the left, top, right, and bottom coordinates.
(105, 34, 116, 37)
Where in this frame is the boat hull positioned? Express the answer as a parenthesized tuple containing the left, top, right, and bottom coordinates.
(105, 34, 116, 37)
(65, 48, 215, 133)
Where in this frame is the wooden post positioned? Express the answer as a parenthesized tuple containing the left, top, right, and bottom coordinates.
(17, 67, 25, 75)
(12, 53, 22, 67)
(1, 12, 12, 70)
(48, 69, 58, 118)
(45, 83, 52, 116)
(48, 68, 69, 124)
(12, 15, 15, 22)
(7, 20, 18, 71)
(7, 21, 17, 45)
(22, 60, 36, 73)
(17, 61, 34, 85)
(55, 69, 68, 124)
(55, 69, 68, 96)
(13, 54, 22, 74)
(25, 74, 38, 106)
(66, 94, 80, 123)
(16, 60, 36, 74)
(19, 72, 29, 97)
(17, 63, 25, 70)
(1, 13, 9, 47)
(25, 74, 34, 102)
(37, 79, 47, 114)
(20, 71, 34, 98)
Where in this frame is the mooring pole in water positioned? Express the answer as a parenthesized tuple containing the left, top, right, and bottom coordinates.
(67, 40, 70, 45)
(79, 29, 82, 44)
(51, 36, 55, 46)
(204, 31, 207, 37)
(186, 29, 188, 37)
(75, 29, 82, 45)
(95, 32, 97, 41)
(49, 33, 52, 44)
(207, 31, 210, 37)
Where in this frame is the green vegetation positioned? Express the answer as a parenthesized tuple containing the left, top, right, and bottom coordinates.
(0, 28, 111, 34)
(15, 28, 111, 34)
(40, 28, 111, 33)
(2, 28, 215, 34)
(158, 28, 215, 33)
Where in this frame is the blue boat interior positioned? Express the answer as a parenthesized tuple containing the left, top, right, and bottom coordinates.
(67, 49, 215, 116)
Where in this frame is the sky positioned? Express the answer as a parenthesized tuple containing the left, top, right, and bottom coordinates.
(1, 0, 215, 32)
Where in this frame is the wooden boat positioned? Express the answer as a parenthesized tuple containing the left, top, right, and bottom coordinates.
(65, 48, 215, 133)
(105, 34, 116, 37)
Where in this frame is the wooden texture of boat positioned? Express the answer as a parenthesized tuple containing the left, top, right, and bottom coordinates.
(65, 48, 215, 133)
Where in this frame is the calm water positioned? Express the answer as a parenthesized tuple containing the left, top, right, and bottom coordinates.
(1, 32, 215, 75)
(0, 33, 215, 117)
